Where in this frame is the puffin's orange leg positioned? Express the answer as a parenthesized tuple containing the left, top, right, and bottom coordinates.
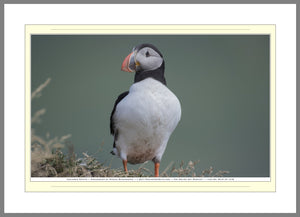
(154, 162, 160, 177)
(123, 160, 128, 172)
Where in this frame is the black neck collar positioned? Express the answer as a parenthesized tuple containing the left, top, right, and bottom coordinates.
(134, 61, 166, 85)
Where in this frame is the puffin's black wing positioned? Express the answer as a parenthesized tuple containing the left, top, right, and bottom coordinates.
(110, 91, 129, 135)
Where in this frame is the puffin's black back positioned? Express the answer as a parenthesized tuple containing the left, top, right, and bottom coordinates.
(110, 91, 129, 135)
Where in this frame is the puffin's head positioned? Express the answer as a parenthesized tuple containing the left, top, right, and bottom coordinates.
(121, 43, 164, 73)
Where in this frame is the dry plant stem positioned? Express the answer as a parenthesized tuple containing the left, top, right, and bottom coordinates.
(31, 78, 51, 100)
(161, 161, 174, 177)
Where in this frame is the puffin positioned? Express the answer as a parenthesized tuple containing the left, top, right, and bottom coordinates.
(110, 43, 181, 177)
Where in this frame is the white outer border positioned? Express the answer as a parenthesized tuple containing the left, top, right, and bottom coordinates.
(5, 4, 296, 213)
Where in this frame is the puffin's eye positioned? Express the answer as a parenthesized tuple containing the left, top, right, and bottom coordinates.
(145, 51, 150, 57)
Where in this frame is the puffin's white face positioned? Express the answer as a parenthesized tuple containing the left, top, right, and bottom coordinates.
(134, 47, 163, 71)
(121, 46, 163, 73)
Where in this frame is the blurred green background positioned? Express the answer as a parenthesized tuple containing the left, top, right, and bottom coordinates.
(31, 35, 270, 177)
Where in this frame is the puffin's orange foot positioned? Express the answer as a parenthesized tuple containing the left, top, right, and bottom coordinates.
(155, 162, 160, 177)
(123, 160, 128, 172)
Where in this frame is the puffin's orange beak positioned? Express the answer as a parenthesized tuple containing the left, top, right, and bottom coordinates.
(121, 52, 135, 72)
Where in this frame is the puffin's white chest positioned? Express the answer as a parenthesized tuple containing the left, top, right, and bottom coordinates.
(114, 78, 181, 164)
